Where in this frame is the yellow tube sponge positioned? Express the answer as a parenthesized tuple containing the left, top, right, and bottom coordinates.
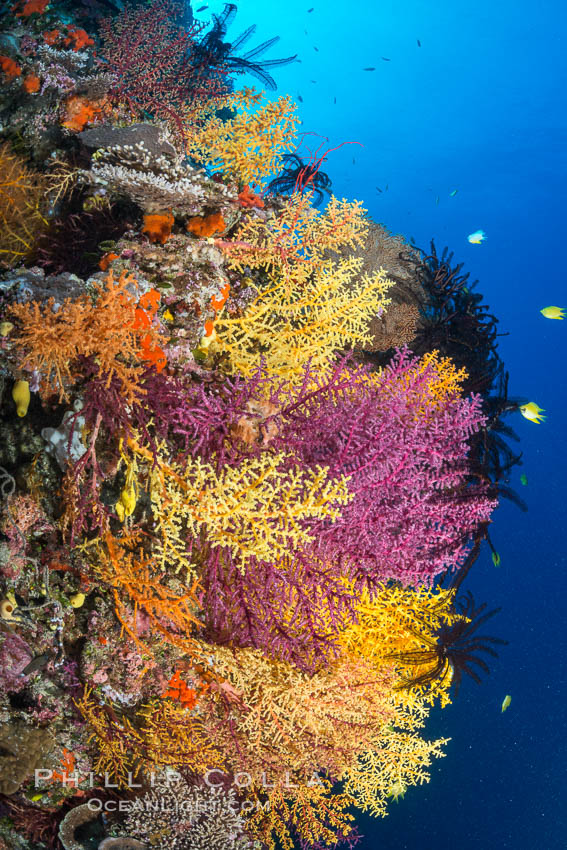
(12, 379, 30, 417)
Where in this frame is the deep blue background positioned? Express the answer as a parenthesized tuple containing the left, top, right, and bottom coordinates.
(193, 1, 567, 846)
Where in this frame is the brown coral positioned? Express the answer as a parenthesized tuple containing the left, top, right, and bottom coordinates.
(0, 722, 54, 794)
(230, 398, 280, 446)
(363, 302, 421, 351)
(58, 803, 102, 850)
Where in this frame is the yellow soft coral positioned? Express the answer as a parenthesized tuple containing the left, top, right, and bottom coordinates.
(126, 438, 353, 576)
(340, 584, 458, 708)
(225, 192, 370, 291)
(184, 87, 299, 186)
(380, 348, 469, 420)
(213, 256, 393, 386)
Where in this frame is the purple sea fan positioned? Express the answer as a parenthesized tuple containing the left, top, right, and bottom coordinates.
(200, 544, 358, 672)
(138, 365, 274, 469)
(274, 349, 498, 589)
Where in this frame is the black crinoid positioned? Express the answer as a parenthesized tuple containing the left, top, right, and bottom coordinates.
(392, 587, 508, 696)
(267, 152, 333, 207)
(402, 241, 526, 512)
(191, 3, 297, 91)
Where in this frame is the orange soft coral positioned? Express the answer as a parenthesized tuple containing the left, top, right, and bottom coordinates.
(164, 671, 197, 709)
(0, 56, 21, 79)
(42, 29, 60, 45)
(99, 252, 119, 271)
(142, 212, 174, 244)
(237, 185, 264, 209)
(8, 270, 167, 402)
(132, 288, 167, 372)
(186, 211, 225, 237)
(14, 0, 49, 16)
(140, 336, 167, 372)
(62, 95, 108, 132)
(63, 26, 94, 52)
(210, 281, 230, 311)
(23, 73, 40, 93)
(138, 288, 161, 314)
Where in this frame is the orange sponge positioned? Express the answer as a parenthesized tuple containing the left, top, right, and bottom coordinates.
(186, 211, 225, 237)
(142, 212, 175, 244)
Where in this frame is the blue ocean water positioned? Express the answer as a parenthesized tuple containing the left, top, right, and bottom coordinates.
(197, 0, 567, 846)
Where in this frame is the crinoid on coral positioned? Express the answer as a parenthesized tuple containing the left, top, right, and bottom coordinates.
(406, 241, 526, 511)
(408, 241, 502, 396)
(390, 590, 508, 695)
(267, 151, 332, 206)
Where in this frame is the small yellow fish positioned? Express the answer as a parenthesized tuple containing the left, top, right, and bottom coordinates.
(162, 308, 175, 322)
(540, 306, 565, 320)
(501, 694, 512, 713)
(467, 229, 487, 244)
(520, 402, 545, 424)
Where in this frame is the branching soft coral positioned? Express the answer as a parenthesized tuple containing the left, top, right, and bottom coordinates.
(210, 191, 392, 384)
(196, 642, 399, 781)
(224, 191, 371, 290)
(343, 727, 448, 817)
(201, 546, 359, 671)
(75, 686, 224, 787)
(94, 532, 202, 655)
(272, 349, 497, 586)
(0, 142, 49, 268)
(126, 437, 352, 577)
(190, 640, 447, 842)
(247, 783, 357, 850)
(9, 269, 166, 402)
(213, 256, 393, 385)
(98, 0, 228, 140)
(184, 87, 299, 186)
(340, 584, 459, 708)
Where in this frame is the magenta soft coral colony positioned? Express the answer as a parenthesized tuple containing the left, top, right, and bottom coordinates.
(0, 1, 519, 848)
